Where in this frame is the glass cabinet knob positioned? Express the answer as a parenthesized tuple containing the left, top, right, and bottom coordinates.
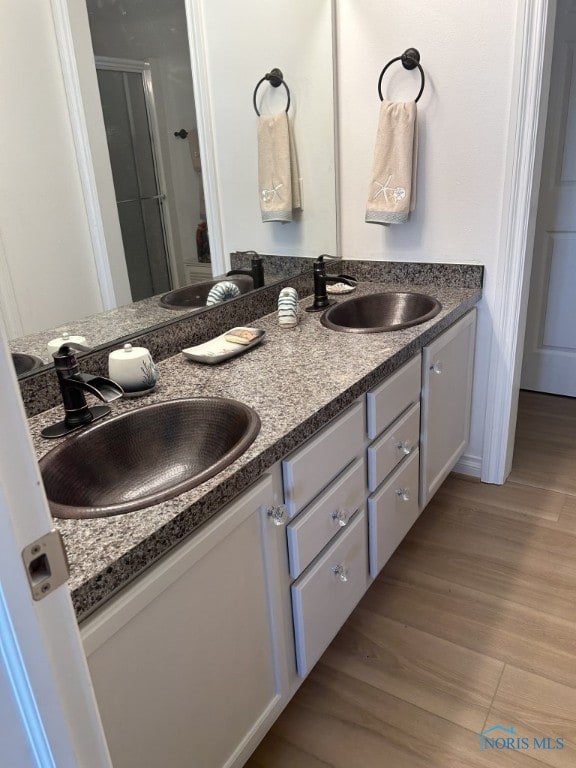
(430, 360, 442, 375)
(396, 439, 413, 455)
(332, 564, 349, 582)
(267, 505, 288, 526)
(396, 487, 410, 502)
(331, 508, 350, 527)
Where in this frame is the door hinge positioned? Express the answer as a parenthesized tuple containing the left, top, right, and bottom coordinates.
(22, 530, 69, 601)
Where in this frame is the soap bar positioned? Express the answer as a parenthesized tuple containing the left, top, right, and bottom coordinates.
(224, 328, 260, 345)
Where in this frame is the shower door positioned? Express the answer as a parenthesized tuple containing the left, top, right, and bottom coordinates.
(96, 59, 172, 301)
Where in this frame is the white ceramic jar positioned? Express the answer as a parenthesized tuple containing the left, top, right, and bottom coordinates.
(108, 343, 157, 393)
(46, 332, 89, 357)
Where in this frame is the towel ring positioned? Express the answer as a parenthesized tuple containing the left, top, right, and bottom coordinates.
(378, 48, 425, 103)
(253, 68, 291, 116)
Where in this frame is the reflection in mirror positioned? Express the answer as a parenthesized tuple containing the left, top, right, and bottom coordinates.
(87, 0, 212, 301)
(5, 0, 337, 376)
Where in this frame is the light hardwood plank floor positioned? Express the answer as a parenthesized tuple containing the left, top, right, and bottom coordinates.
(246, 391, 576, 767)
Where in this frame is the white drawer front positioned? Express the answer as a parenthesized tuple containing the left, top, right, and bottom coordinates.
(291, 509, 368, 678)
(368, 450, 420, 578)
(287, 457, 366, 579)
(368, 402, 420, 492)
(282, 399, 365, 517)
(366, 355, 421, 439)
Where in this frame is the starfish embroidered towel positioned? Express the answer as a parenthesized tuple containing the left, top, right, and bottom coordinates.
(258, 112, 301, 222)
(365, 100, 418, 224)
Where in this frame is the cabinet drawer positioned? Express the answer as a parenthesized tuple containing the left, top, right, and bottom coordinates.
(368, 403, 420, 492)
(368, 450, 420, 578)
(367, 355, 421, 439)
(291, 509, 368, 678)
(282, 399, 365, 517)
(287, 457, 365, 579)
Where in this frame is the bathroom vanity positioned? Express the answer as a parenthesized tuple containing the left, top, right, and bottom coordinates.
(27, 268, 481, 768)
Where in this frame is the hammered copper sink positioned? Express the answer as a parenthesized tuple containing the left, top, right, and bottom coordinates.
(159, 275, 254, 309)
(12, 352, 44, 376)
(321, 291, 441, 333)
(39, 398, 261, 519)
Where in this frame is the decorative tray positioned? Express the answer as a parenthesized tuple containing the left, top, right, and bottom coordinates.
(182, 327, 266, 365)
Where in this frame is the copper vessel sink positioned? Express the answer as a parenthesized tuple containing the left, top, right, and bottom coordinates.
(39, 398, 260, 519)
(159, 276, 254, 310)
(321, 291, 441, 333)
(12, 352, 44, 376)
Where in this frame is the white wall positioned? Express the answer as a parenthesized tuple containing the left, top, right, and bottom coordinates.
(0, 2, 103, 337)
(337, 0, 520, 469)
(201, 0, 337, 260)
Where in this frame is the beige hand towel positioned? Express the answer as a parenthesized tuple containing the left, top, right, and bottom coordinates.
(258, 112, 301, 222)
(365, 100, 418, 224)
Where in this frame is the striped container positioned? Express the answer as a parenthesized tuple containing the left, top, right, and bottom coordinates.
(278, 287, 299, 327)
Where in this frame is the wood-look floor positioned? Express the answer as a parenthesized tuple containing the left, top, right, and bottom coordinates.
(246, 391, 576, 767)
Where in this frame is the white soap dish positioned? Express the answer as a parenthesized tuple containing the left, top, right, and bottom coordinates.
(326, 282, 357, 295)
(182, 327, 265, 365)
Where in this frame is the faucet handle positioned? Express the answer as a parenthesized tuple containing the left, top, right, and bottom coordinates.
(52, 344, 80, 371)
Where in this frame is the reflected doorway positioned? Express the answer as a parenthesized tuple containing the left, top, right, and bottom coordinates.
(85, 0, 212, 304)
(96, 58, 172, 301)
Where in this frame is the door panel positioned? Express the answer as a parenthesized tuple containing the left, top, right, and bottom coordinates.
(542, 234, 576, 348)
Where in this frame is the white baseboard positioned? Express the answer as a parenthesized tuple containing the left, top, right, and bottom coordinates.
(452, 453, 482, 479)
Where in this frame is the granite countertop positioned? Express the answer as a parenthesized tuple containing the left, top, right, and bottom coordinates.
(9, 253, 312, 366)
(28, 279, 481, 622)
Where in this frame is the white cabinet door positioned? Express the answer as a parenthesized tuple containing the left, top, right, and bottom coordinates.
(420, 310, 477, 507)
(82, 474, 285, 768)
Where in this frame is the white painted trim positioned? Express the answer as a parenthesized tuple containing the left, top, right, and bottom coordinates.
(0, 572, 56, 767)
(0, 228, 23, 339)
(481, 0, 552, 484)
(50, 0, 117, 310)
(331, 0, 341, 258)
(453, 453, 482, 480)
(185, 0, 226, 275)
(141, 65, 180, 290)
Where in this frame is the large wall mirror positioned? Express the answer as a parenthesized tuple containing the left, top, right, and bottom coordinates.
(7, 0, 337, 374)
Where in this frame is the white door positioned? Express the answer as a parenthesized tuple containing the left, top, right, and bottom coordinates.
(0, 331, 111, 766)
(522, 0, 576, 395)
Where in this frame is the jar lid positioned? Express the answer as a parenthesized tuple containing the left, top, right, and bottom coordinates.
(109, 342, 150, 361)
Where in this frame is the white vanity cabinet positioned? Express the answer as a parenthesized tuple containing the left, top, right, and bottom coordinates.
(420, 309, 477, 507)
(81, 473, 290, 768)
(365, 356, 422, 578)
